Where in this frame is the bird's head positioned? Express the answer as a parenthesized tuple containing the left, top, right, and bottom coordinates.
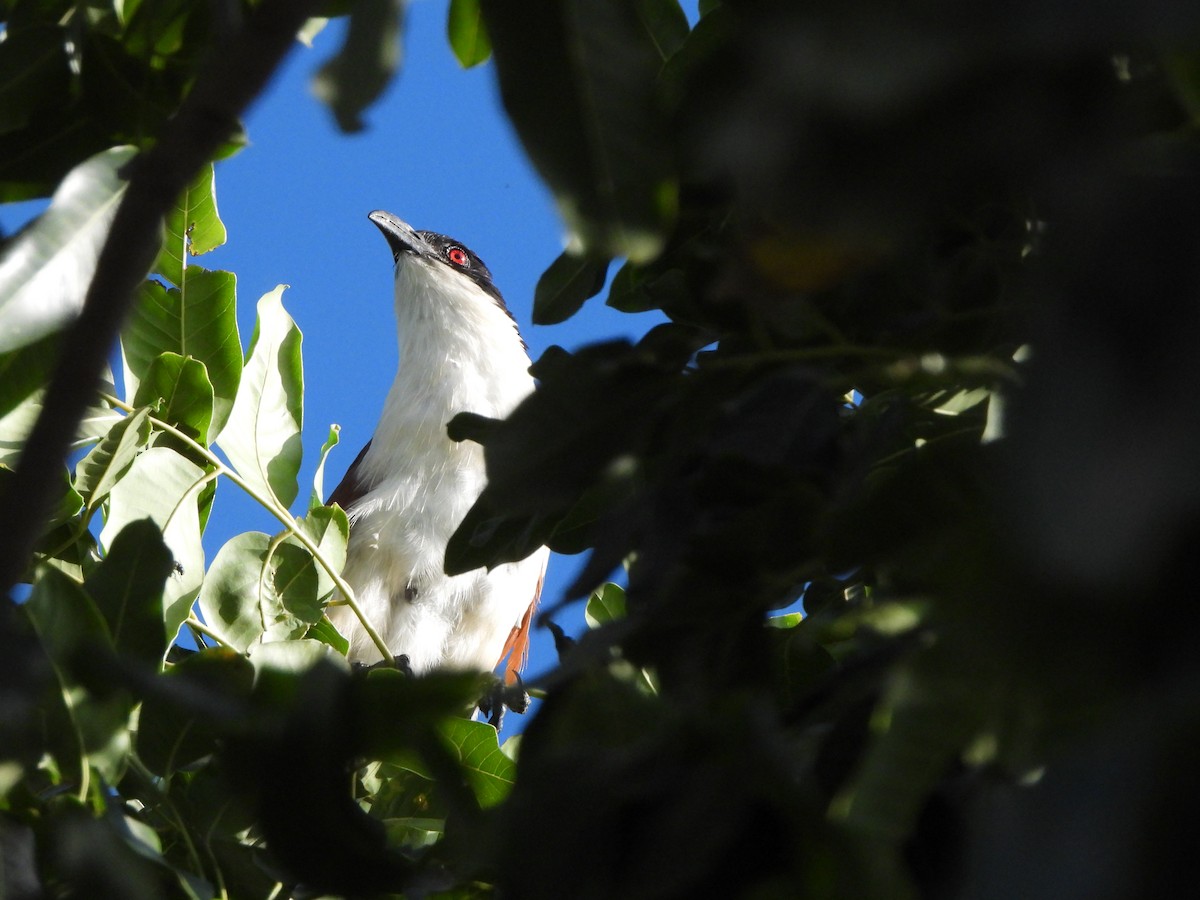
(368, 209, 518, 332)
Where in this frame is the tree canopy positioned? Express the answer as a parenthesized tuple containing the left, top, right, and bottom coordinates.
(2, 0, 1200, 897)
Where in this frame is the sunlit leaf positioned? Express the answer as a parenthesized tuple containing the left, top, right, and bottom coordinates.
(198, 509, 344, 653)
(216, 286, 303, 508)
(197, 532, 273, 651)
(99, 446, 206, 641)
(306, 616, 350, 656)
(584, 582, 627, 628)
(309, 422, 341, 510)
(437, 717, 517, 808)
(0, 146, 138, 353)
(74, 407, 152, 511)
(153, 163, 227, 288)
(291, 504, 350, 606)
(298, 17, 331, 48)
(131, 352, 215, 443)
(447, 0, 491, 68)
(122, 270, 241, 442)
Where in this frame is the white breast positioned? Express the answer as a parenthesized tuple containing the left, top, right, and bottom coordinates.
(326, 255, 547, 674)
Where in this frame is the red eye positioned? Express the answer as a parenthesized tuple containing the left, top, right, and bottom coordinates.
(447, 246, 468, 267)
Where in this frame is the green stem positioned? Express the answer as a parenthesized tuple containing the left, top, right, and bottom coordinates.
(100, 393, 393, 661)
(185, 614, 230, 649)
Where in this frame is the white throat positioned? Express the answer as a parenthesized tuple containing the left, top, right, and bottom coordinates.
(361, 256, 534, 490)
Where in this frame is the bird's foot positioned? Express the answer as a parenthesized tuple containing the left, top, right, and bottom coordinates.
(478, 675, 530, 730)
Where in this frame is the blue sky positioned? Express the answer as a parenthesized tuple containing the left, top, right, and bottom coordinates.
(197, 3, 670, 691)
(0, 2, 684, 727)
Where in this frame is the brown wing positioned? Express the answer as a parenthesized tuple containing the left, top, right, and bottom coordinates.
(326, 439, 374, 512)
(497, 559, 546, 684)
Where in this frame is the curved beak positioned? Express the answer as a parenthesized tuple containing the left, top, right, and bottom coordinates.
(368, 210, 431, 260)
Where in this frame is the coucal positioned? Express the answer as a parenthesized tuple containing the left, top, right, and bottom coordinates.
(325, 211, 547, 684)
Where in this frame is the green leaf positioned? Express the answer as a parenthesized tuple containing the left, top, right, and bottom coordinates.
(481, 0, 677, 261)
(136, 647, 256, 777)
(198, 508, 345, 654)
(0, 146, 138, 353)
(306, 616, 350, 656)
(312, 0, 404, 133)
(0, 23, 70, 136)
(356, 669, 491, 761)
(767, 611, 805, 629)
(584, 582, 627, 628)
(830, 649, 986, 841)
(437, 717, 517, 808)
(766, 616, 836, 710)
(0, 331, 60, 420)
(196, 532, 273, 651)
(34, 520, 101, 583)
(291, 504, 350, 606)
(131, 352, 215, 443)
(0, 463, 81, 533)
(74, 407, 153, 511)
(606, 257, 689, 314)
(216, 286, 303, 508)
(48, 465, 84, 528)
(99, 446, 207, 642)
(309, 422, 341, 510)
(24, 566, 133, 785)
(0, 298, 114, 426)
(153, 163, 227, 288)
(632, 0, 690, 61)
(248, 639, 339, 676)
(84, 519, 174, 668)
(298, 16, 331, 48)
(533, 251, 611, 325)
(122, 270, 242, 442)
(1165, 49, 1200, 124)
(447, 0, 492, 68)
(932, 386, 991, 417)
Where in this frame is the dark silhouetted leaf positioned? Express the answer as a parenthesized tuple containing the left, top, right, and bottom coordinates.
(533, 250, 610, 325)
(482, 0, 677, 260)
(313, 0, 404, 133)
(85, 519, 173, 668)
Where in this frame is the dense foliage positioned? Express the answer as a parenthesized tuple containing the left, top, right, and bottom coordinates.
(3, 0, 1200, 896)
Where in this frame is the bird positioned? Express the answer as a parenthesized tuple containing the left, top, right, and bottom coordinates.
(324, 210, 548, 687)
